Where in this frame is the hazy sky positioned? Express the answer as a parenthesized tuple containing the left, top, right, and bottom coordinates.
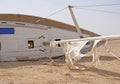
(0, 0, 120, 35)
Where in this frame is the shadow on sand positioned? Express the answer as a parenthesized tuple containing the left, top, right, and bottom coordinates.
(86, 67, 120, 78)
(0, 55, 119, 69)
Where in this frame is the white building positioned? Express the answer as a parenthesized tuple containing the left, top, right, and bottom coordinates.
(0, 14, 99, 61)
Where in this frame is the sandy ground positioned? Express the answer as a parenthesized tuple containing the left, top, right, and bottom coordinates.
(0, 55, 120, 84)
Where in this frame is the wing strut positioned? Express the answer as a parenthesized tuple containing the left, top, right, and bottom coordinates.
(68, 5, 82, 37)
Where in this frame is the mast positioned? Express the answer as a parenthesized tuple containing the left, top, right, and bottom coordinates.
(68, 5, 82, 37)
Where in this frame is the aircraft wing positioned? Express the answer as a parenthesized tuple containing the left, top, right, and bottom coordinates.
(51, 34, 120, 44)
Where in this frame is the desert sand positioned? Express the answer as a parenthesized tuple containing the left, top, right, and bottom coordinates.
(0, 55, 120, 84)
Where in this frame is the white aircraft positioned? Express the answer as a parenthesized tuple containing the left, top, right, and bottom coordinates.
(50, 5, 120, 70)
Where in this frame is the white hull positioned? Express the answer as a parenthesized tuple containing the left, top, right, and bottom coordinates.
(0, 21, 83, 61)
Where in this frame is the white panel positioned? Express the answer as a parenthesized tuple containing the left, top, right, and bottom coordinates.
(0, 22, 85, 61)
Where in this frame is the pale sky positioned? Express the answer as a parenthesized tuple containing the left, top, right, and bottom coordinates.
(0, 0, 120, 35)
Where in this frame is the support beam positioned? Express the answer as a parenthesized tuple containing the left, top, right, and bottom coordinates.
(68, 5, 82, 37)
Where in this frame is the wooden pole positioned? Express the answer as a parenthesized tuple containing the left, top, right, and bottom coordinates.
(68, 5, 82, 37)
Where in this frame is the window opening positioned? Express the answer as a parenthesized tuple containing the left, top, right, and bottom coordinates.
(1, 22, 7, 24)
(16, 23, 25, 25)
(28, 40, 34, 49)
(55, 39, 61, 47)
